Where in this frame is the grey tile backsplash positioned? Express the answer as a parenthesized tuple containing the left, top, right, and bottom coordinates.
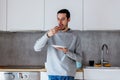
(0, 31, 120, 67)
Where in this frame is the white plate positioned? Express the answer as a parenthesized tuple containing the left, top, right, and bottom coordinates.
(51, 45, 66, 48)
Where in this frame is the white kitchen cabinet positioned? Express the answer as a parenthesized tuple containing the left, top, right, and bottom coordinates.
(41, 71, 83, 80)
(84, 67, 120, 80)
(44, 0, 83, 30)
(0, 0, 6, 31)
(84, 0, 120, 30)
(7, 0, 44, 31)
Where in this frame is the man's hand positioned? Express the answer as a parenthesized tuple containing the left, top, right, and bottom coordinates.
(55, 47, 68, 53)
(47, 26, 62, 38)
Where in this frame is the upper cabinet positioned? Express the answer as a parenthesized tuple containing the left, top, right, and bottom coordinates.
(0, 0, 6, 31)
(7, 0, 44, 31)
(1, 0, 120, 31)
(44, 0, 83, 30)
(84, 0, 120, 30)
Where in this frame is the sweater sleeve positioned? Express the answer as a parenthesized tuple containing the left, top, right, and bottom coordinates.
(34, 33, 49, 52)
(65, 36, 82, 62)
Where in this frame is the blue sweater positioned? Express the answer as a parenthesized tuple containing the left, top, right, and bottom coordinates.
(34, 30, 82, 77)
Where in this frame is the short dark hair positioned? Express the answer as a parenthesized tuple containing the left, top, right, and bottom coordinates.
(57, 9, 70, 19)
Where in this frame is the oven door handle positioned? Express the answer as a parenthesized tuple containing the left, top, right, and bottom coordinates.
(4, 73, 15, 79)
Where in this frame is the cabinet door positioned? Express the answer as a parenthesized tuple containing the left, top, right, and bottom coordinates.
(44, 0, 83, 30)
(84, 0, 120, 30)
(0, 0, 6, 31)
(84, 68, 120, 80)
(7, 0, 44, 31)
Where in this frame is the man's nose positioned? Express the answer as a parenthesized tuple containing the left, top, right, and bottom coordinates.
(59, 20, 62, 24)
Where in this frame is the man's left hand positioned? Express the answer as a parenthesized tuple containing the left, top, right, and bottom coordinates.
(55, 47, 68, 53)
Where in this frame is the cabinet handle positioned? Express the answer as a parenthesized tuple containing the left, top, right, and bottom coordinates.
(19, 73, 28, 79)
(4, 73, 15, 79)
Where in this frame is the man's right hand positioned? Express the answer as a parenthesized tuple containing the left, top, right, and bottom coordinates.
(47, 26, 61, 38)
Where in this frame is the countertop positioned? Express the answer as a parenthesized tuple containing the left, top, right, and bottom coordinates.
(0, 66, 83, 72)
(0, 65, 45, 72)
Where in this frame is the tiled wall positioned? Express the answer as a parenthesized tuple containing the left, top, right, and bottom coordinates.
(0, 31, 120, 67)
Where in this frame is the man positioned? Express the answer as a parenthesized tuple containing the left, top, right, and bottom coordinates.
(34, 9, 82, 80)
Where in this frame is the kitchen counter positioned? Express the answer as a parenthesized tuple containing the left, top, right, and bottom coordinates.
(0, 68, 83, 72)
(0, 68, 46, 72)
(0, 66, 83, 72)
(0, 65, 46, 72)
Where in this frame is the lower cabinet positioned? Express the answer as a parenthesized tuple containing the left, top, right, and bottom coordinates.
(84, 68, 120, 80)
(41, 72, 83, 80)
(0, 72, 40, 80)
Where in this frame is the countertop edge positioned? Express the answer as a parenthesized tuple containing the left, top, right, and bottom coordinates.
(0, 69, 46, 72)
(0, 68, 83, 72)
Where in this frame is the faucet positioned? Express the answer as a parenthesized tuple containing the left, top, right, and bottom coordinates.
(101, 44, 108, 67)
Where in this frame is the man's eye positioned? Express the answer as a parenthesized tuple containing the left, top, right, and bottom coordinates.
(60, 18, 66, 21)
(57, 18, 65, 21)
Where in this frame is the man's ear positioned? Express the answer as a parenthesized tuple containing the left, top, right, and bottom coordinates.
(68, 18, 70, 22)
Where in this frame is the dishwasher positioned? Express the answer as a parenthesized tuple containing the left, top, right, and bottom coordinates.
(0, 72, 40, 80)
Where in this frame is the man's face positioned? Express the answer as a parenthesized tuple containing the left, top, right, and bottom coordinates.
(57, 13, 70, 30)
